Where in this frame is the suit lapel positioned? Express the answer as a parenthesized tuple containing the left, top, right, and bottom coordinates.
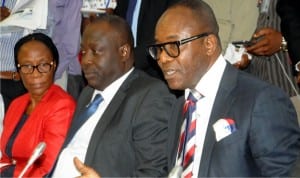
(198, 64, 238, 176)
(135, 0, 147, 42)
(85, 70, 140, 164)
(114, 0, 129, 18)
(63, 87, 94, 147)
(137, 0, 146, 25)
(168, 96, 185, 170)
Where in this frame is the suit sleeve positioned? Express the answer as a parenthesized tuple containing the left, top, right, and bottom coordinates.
(131, 83, 175, 177)
(250, 85, 300, 176)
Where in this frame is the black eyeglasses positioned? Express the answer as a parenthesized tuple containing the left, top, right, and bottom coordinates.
(17, 61, 54, 74)
(148, 32, 210, 60)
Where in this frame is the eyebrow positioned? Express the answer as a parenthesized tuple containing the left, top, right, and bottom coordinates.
(154, 34, 180, 43)
(19, 58, 52, 63)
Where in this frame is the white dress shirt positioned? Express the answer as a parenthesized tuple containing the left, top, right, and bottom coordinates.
(189, 55, 226, 178)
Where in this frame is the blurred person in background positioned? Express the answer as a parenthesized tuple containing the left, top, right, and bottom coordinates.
(114, 0, 179, 81)
(277, 1, 300, 175)
(232, 0, 299, 97)
(0, 0, 82, 113)
(277, 0, 300, 85)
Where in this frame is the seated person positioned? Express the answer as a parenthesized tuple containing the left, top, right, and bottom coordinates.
(0, 33, 76, 177)
(51, 14, 175, 177)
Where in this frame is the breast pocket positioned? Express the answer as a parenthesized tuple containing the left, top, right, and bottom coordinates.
(215, 130, 243, 147)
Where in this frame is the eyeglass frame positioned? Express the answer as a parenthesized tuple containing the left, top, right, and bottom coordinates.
(148, 32, 211, 60)
(17, 61, 54, 74)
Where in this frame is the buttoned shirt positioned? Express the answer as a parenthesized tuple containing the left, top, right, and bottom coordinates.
(189, 55, 226, 177)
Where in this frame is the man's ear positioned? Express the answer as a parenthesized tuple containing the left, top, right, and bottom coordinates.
(205, 34, 218, 56)
(119, 43, 131, 60)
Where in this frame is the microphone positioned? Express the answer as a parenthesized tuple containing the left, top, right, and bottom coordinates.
(18, 142, 46, 178)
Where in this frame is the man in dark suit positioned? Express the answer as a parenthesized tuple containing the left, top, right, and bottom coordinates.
(148, 0, 300, 177)
(50, 14, 175, 177)
(114, 0, 179, 81)
(277, 0, 300, 81)
(277, 1, 300, 175)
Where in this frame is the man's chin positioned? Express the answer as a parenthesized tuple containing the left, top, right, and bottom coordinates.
(87, 80, 97, 88)
(166, 80, 184, 91)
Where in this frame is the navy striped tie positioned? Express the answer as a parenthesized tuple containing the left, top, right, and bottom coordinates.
(79, 94, 103, 122)
(177, 92, 198, 178)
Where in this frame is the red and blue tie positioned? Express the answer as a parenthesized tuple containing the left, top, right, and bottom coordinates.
(177, 91, 198, 178)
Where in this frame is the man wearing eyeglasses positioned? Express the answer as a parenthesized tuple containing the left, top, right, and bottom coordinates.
(148, 0, 300, 177)
(63, 1, 300, 177)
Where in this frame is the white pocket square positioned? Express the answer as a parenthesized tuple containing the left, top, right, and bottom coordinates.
(213, 118, 237, 142)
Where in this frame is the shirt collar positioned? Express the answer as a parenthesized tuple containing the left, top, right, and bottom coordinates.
(92, 67, 134, 103)
(186, 55, 226, 99)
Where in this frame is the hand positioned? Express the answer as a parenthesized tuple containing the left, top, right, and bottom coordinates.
(73, 157, 101, 178)
(246, 28, 282, 56)
(233, 54, 251, 69)
(0, 6, 10, 21)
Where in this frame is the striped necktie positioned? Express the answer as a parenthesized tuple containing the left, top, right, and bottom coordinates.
(79, 94, 103, 122)
(177, 91, 199, 178)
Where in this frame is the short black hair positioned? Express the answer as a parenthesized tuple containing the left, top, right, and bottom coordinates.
(172, 0, 219, 36)
(14, 33, 59, 72)
(91, 14, 134, 48)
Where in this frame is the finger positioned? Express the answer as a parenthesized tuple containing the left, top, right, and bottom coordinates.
(253, 28, 272, 37)
(73, 157, 102, 178)
(249, 47, 268, 56)
(246, 38, 268, 54)
(74, 157, 86, 174)
(239, 54, 250, 69)
(246, 42, 264, 52)
(233, 62, 240, 69)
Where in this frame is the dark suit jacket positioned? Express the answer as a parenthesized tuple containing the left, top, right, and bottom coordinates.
(277, 0, 300, 74)
(168, 64, 300, 177)
(62, 69, 176, 177)
(114, 0, 179, 80)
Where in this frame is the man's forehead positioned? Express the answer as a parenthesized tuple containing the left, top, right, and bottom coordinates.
(83, 30, 103, 42)
(84, 23, 114, 38)
(156, 10, 200, 40)
(158, 7, 197, 30)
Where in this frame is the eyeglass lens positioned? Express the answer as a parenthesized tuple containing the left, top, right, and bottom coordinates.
(149, 42, 179, 60)
(148, 32, 210, 60)
(19, 63, 53, 74)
